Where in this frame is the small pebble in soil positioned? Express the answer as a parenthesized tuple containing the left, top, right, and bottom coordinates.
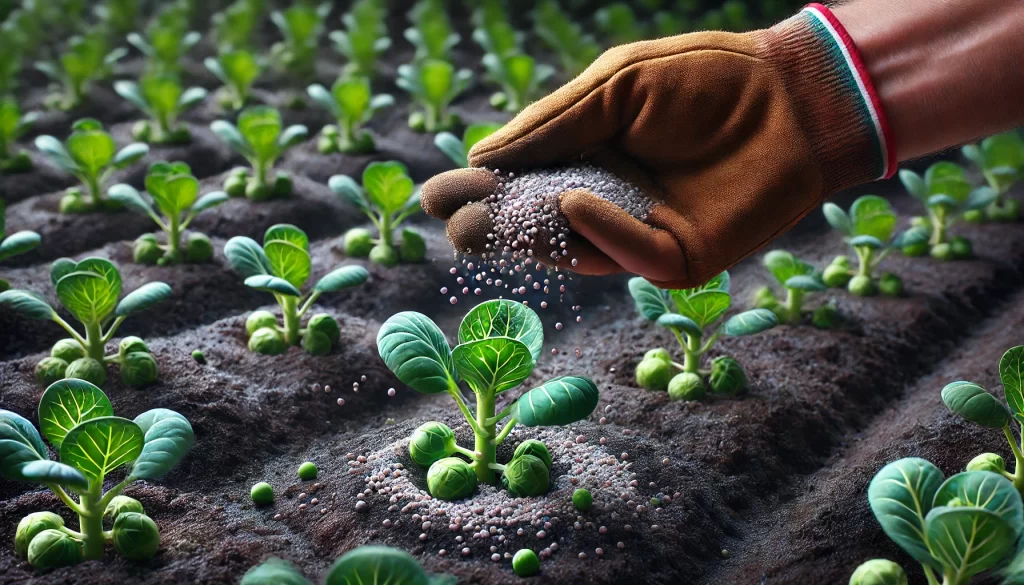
(324, 385, 332, 393)
(355, 501, 367, 512)
(337, 398, 345, 406)
(312, 383, 321, 392)
(388, 388, 396, 397)
(297, 462, 318, 481)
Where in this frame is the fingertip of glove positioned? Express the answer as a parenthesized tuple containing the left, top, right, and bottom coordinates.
(446, 201, 493, 256)
(421, 168, 499, 220)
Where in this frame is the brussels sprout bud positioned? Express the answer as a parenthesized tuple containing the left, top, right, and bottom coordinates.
(65, 357, 107, 386)
(132, 120, 152, 142)
(297, 462, 318, 481)
(512, 548, 540, 577)
(399, 230, 426, 263)
(572, 488, 593, 512)
(191, 349, 206, 364)
(709, 356, 746, 395)
(513, 439, 552, 469)
(249, 327, 287, 355)
(112, 512, 160, 560)
(427, 457, 477, 500)
(668, 372, 706, 401)
(636, 358, 673, 391)
(910, 216, 931, 229)
(901, 241, 929, 257)
(121, 351, 159, 387)
(502, 454, 550, 497)
(930, 243, 954, 261)
(409, 422, 457, 468)
(133, 234, 162, 265)
(408, 111, 427, 132)
(15, 512, 64, 558)
(830, 255, 852, 269)
(246, 311, 278, 335)
(963, 209, 985, 223)
(306, 313, 340, 347)
(35, 357, 69, 385)
(224, 173, 247, 198)
(849, 559, 907, 585)
(272, 172, 293, 197)
(342, 228, 374, 258)
(246, 179, 272, 201)
(489, 91, 509, 110)
(51, 338, 85, 363)
(966, 452, 1006, 474)
(119, 336, 150, 357)
(848, 275, 876, 297)
(369, 243, 399, 267)
(251, 482, 274, 505)
(59, 191, 90, 214)
(301, 330, 332, 356)
(185, 233, 214, 263)
(165, 127, 193, 145)
(878, 274, 903, 297)
(753, 286, 779, 309)
(950, 236, 973, 259)
(27, 529, 82, 568)
(321, 124, 340, 138)
(812, 303, 840, 329)
(644, 348, 672, 364)
(823, 264, 852, 288)
(105, 496, 145, 522)
(317, 134, 338, 154)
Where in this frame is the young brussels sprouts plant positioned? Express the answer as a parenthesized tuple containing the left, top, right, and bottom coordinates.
(472, 1, 523, 58)
(533, 0, 602, 77)
(378, 300, 599, 500)
(225, 224, 369, 354)
(898, 162, 998, 261)
(329, 161, 425, 266)
(821, 195, 904, 296)
(241, 546, 455, 585)
(108, 161, 228, 265)
(0, 97, 39, 173)
(434, 122, 503, 168)
(629, 272, 777, 398)
(0, 379, 193, 568)
(269, 2, 331, 87)
(405, 0, 460, 62)
(204, 50, 263, 111)
(751, 250, 831, 326)
(396, 59, 473, 133)
(114, 75, 207, 145)
(126, 8, 200, 76)
(210, 107, 308, 200)
(94, 0, 140, 37)
(329, 0, 391, 79)
(0, 199, 42, 291)
(212, 0, 266, 52)
(35, 119, 149, 213)
(0, 257, 170, 387)
(595, 3, 646, 45)
(482, 52, 555, 113)
(35, 33, 127, 110)
(307, 77, 393, 154)
(961, 131, 1024, 222)
(854, 457, 1023, 585)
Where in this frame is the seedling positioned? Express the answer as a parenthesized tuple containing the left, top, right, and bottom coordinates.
(307, 77, 394, 154)
(898, 162, 998, 260)
(533, 0, 601, 77)
(0, 257, 170, 388)
(434, 122, 503, 168)
(108, 161, 228, 265)
(752, 250, 832, 326)
(472, 2, 523, 58)
(241, 546, 455, 585)
(378, 300, 599, 500)
(405, 0, 460, 62)
(482, 52, 555, 113)
(0, 98, 39, 173)
(855, 457, 1023, 585)
(204, 50, 263, 111)
(269, 2, 330, 87)
(115, 75, 207, 145)
(961, 131, 1024, 221)
(212, 0, 266, 52)
(94, 0, 140, 37)
(0, 199, 42, 291)
(329, 161, 425, 266)
(0, 379, 193, 568)
(224, 224, 369, 355)
(629, 272, 777, 399)
(595, 3, 646, 45)
(35, 33, 127, 110)
(210, 106, 308, 200)
(126, 7, 200, 76)
(0, 36, 23, 97)
(35, 119, 149, 214)
(396, 59, 473, 133)
(821, 195, 904, 296)
(329, 0, 391, 79)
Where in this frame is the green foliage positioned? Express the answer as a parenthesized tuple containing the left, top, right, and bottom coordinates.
(212, 0, 266, 52)
(1, 379, 192, 566)
(405, 0, 460, 61)
(205, 50, 262, 111)
(961, 131, 1024, 221)
(434, 122, 502, 168)
(115, 75, 206, 145)
(325, 545, 455, 585)
(0, 35, 23, 97)
(36, 32, 127, 110)
(595, 3, 646, 45)
(127, 5, 200, 76)
(0, 199, 41, 290)
(753, 250, 826, 325)
(396, 59, 473, 133)
(308, 77, 393, 154)
(94, 0, 141, 37)
(533, 0, 601, 77)
(823, 195, 907, 293)
(0, 98, 39, 173)
(329, 0, 391, 79)
(899, 162, 997, 258)
(225, 224, 368, 352)
(849, 559, 907, 585)
(482, 52, 555, 113)
(270, 2, 330, 85)
(211, 107, 308, 200)
(378, 300, 599, 499)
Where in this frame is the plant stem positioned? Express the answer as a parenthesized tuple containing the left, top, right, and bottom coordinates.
(424, 104, 439, 133)
(86, 175, 102, 209)
(1005, 425, 1024, 493)
(254, 158, 267, 186)
(930, 208, 948, 246)
(921, 565, 940, 585)
(784, 288, 803, 325)
(340, 118, 355, 151)
(858, 247, 873, 277)
(79, 486, 105, 561)
(167, 213, 181, 263)
(494, 417, 517, 446)
(51, 314, 88, 347)
(682, 334, 701, 374)
(380, 212, 393, 248)
(473, 391, 497, 485)
(281, 296, 301, 345)
(84, 321, 105, 361)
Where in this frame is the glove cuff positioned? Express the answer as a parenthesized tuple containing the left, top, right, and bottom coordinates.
(757, 3, 898, 190)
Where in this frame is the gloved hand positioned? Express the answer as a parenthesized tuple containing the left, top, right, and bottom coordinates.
(422, 4, 896, 289)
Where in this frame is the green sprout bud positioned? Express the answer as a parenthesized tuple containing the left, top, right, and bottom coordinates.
(848, 275, 876, 297)
(668, 372, 706, 401)
(966, 452, 1005, 474)
(112, 512, 160, 560)
(165, 127, 193, 145)
(822, 264, 852, 288)
(1003, 199, 1020, 220)
(910, 216, 931, 229)
(35, 357, 68, 385)
(317, 134, 338, 154)
(644, 348, 672, 364)
(878, 273, 903, 297)
(342, 228, 374, 258)
(301, 329, 332, 356)
(811, 303, 840, 329)
(59, 191, 90, 214)
(133, 234, 162, 265)
(709, 356, 746, 395)
(185, 233, 214, 263)
(963, 209, 985, 223)
(399, 229, 426, 263)
(321, 124, 340, 138)
(121, 351, 159, 387)
(119, 336, 150, 356)
(502, 454, 550, 497)
(306, 313, 340, 347)
(249, 327, 287, 355)
(901, 241, 929, 257)
(15, 512, 64, 558)
(513, 439, 552, 469)
(830, 255, 852, 269)
(104, 496, 145, 522)
(369, 243, 399, 267)
(930, 243, 954, 261)
(246, 179, 272, 201)
(297, 462, 318, 481)
(272, 172, 293, 197)
(408, 111, 427, 132)
(409, 422, 457, 468)
(950, 236, 973, 259)
(65, 357, 107, 386)
(27, 529, 82, 569)
(224, 173, 247, 198)
(250, 482, 274, 505)
(512, 548, 540, 577)
(51, 338, 85, 363)
(753, 286, 779, 309)
(191, 349, 206, 364)
(489, 91, 509, 110)
(427, 457, 477, 501)
(849, 559, 907, 585)
(246, 311, 278, 335)
(572, 488, 593, 512)
(132, 120, 152, 142)
(636, 358, 673, 391)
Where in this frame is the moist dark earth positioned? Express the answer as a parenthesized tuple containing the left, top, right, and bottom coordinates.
(3, 7, 1024, 585)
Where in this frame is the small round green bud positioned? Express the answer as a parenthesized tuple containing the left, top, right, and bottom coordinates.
(950, 236, 973, 259)
(369, 243, 399, 267)
(489, 91, 509, 110)
(427, 457, 477, 501)
(1003, 199, 1020, 220)
(250, 482, 274, 505)
(342, 228, 374, 258)
(408, 111, 427, 132)
(878, 273, 903, 297)
(184, 232, 213, 263)
(27, 529, 82, 568)
(104, 495, 145, 522)
(231, 167, 248, 178)
(849, 559, 907, 585)
(643, 348, 672, 364)
(752, 286, 779, 309)
(409, 422, 457, 467)
(399, 230, 426, 263)
(963, 209, 985, 223)
(65, 357, 106, 386)
(930, 243, 954, 261)
(812, 303, 840, 329)
(248, 327, 287, 355)
(112, 511, 160, 560)
(131, 120, 152, 142)
(709, 356, 746, 395)
(165, 127, 192, 145)
(830, 255, 852, 269)
(224, 173, 247, 198)
(572, 488, 593, 512)
(133, 234, 162, 265)
(502, 454, 550, 497)
(119, 335, 150, 356)
(301, 329, 331, 356)
(910, 216, 931, 229)
(317, 134, 338, 154)
(51, 338, 85, 362)
(321, 124, 340, 138)
(15, 512, 64, 558)
(191, 349, 206, 364)
(823, 264, 852, 288)
(272, 172, 293, 197)
(35, 357, 68, 386)
(901, 241, 929, 257)
(668, 372, 706, 401)
(297, 462, 318, 481)
(848, 275, 876, 297)
(636, 358, 673, 391)
(59, 191, 91, 214)
(246, 311, 278, 335)
(966, 452, 1005, 474)
(246, 179, 272, 201)
(513, 439, 552, 469)
(512, 548, 540, 577)
(306, 313, 340, 347)
(120, 351, 159, 387)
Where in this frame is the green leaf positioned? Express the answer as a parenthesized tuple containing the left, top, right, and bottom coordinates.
(511, 376, 599, 427)
(671, 290, 731, 328)
(244, 274, 302, 297)
(324, 546, 434, 585)
(107, 184, 155, 217)
(722, 309, 777, 336)
(822, 202, 852, 235)
(328, 174, 371, 213)
(242, 558, 314, 585)
(377, 311, 456, 395)
(116, 282, 171, 317)
(67, 127, 116, 174)
(628, 277, 669, 321)
(130, 409, 194, 480)
(114, 80, 149, 112)
(178, 87, 208, 110)
(332, 77, 371, 121)
(55, 258, 122, 325)
(981, 132, 1024, 170)
(264, 224, 309, 250)
(264, 240, 311, 289)
(0, 290, 55, 320)
(314, 265, 369, 292)
(434, 132, 467, 167)
(700, 272, 731, 293)
(237, 106, 282, 159)
(893, 226, 930, 248)
(925, 507, 1016, 579)
(1000, 346, 1024, 419)
(463, 123, 501, 152)
(934, 471, 1024, 537)
(20, 460, 89, 489)
(941, 381, 1010, 429)
(191, 191, 230, 214)
(784, 275, 826, 292)
(111, 143, 149, 169)
(452, 337, 534, 395)
(59, 416, 144, 482)
(306, 83, 341, 118)
(363, 161, 414, 213)
(224, 236, 273, 278)
(849, 235, 885, 250)
(210, 120, 250, 156)
(763, 250, 813, 285)
(35, 135, 79, 173)
(849, 195, 896, 241)
(867, 457, 944, 569)
(151, 174, 200, 217)
(899, 169, 928, 201)
(458, 299, 544, 361)
(0, 409, 48, 482)
(278, 125, 308, 149)
(0, 231, 41, 262)
(38, 379, 113, 449)
(656, 313, 702, 339)
(965, 186, 999, 211)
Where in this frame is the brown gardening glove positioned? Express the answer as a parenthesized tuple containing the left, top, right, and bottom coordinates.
(422, 6, 896, 289)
